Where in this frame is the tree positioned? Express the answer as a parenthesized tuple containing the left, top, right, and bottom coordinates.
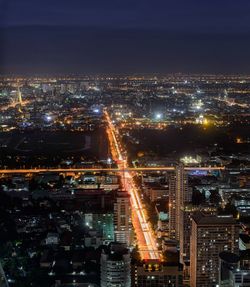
(218, 203, 238, 218)
(29, 178, 39, 191)
(192, 189, 205, 205)
(209, 189, 221, 205)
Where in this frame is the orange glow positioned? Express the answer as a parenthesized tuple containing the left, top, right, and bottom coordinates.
(104, 109, 160, 260)
(236, 138, 242, 144)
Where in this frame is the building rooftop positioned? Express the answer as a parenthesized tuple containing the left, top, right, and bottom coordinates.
(219, 251, 240, 263)
(239, 233, 250, 244)
(192, 211, 237, 225)
(116, 190, 130, 198)
(102, 242, 130, 261)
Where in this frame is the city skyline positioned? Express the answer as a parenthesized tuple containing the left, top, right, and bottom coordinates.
(0, 75, 250, 286)
(1, 1, 250, 286)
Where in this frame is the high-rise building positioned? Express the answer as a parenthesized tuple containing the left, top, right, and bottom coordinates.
(0, 261, 9, 287)
(17, 84, 23, 105)
(219, 251, 250, 287)
(228, 269, 250, 287)
(190, 212, 239, 287)
(101, 243, 131, 287)
(179, 205, 217, 264)
(219, 251, 240, 287)
(180, 205, 218, 284)
(179, 204, 194, 265)
(169, 164, 190, 240)
(114, 191, 132, 246)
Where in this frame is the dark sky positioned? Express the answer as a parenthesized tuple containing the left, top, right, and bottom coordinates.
(1, 0, 250, 75)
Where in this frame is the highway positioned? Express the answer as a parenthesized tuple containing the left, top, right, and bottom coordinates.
(0, 99, 30, 112)
(0, 166, 225, 174)
(104, 110, 160, 260)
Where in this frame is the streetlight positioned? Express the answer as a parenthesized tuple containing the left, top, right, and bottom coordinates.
(155, 113, 162, 120)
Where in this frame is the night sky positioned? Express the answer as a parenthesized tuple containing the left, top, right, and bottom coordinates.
(1, 0, 250, 75)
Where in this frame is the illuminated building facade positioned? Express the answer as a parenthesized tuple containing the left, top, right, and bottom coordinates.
(190, 212, 239, 287)
(17, 84, 23, 106)
(101, 243, 131, 287)
(114, 191, 132, 246)
(169, 164, 189, 240)
(131, 260, 183, 287)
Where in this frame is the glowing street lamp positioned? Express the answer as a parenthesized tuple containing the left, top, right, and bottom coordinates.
(45, 115, 52, 121)
(155, 113, 162, 120)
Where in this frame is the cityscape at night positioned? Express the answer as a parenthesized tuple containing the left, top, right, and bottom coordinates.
(1, 1, 250, 287)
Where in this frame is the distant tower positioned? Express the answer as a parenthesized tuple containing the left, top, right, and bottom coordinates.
(17, 83, 23, 106)
(224, 89, 228, 100)
(52, 87, 56, 98)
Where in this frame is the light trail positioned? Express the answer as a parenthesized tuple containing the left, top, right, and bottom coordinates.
(0, 166, 225, 174)
(104, 109, 160, 260)
(0, 100, 30, 111)
(216, 97, 249, 108)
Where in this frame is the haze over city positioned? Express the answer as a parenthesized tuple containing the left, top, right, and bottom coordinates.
(1, 0, 250, 75)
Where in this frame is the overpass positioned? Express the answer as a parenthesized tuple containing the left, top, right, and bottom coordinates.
(0, 166, 225, 174)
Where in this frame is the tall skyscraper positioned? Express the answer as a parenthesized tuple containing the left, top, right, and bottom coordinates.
(114, 191, 132, 246)
(101, 243, 131, 287)
(169, 164, 190, 240)
(180, 205, 218, 284)
(179, 204, 194, 265)
(190, 212, 239, 287)
(180, 205, 217, 263)
(17, 84, 23, 106)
